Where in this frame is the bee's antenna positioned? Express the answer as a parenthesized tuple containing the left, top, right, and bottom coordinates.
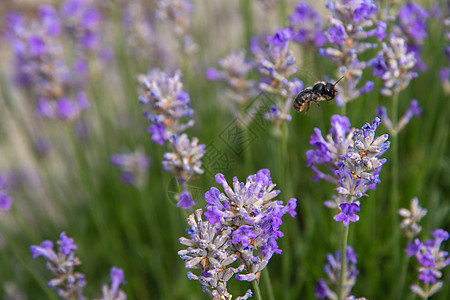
(333, 75, 345, 86)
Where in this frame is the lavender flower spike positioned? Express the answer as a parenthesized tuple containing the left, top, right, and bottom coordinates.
(315, 246, 359, 299)
(0, 174, 13, 211)
(138, 69, 194, 145)
(409, 229, 450, 298)
(288, 2, 327, 47)
(398, 197, 427, 238)
(111, 148, 150, 187)
(30, 232, 86, 299)
(320, 0, 384, 104)
(178, 209, 251, 299)
(370, 33, 418, 97)
(95, 267, 127, 300)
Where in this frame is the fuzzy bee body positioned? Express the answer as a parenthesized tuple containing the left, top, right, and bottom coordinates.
(293, 77, 344, 112)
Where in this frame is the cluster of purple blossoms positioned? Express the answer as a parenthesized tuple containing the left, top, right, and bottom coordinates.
(138, 69, 194, 144)
(138, 69, 205, 209)
(306, 115, 390, 225)
(315, 246, 360, 300)
(120, 2, 162, 63)
(156, 0, 198, 55)
(392, 2, 429, 72)
(179, 169, 297, 297)
(0, 174, 13, 211)
(257, 28, 303, 124)
(3, 6, 90, 121)
(30, 232, 86, 298)
(439, 16, 450, 95)
(288, 2, 327, 47)
(320, 0, 386, 104)
(206, 50, 258, 110)
(376, 99, 422, 136)
(370, 32, 418, 97)
(406, 229, 450, 298)
(30, 232, 127, 300)
(95, 267, 127, 300)
(110, 148, 150, 187)
(398, 197, 427, 239)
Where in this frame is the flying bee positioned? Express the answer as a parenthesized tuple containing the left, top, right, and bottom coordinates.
(293, 76, 345, 112)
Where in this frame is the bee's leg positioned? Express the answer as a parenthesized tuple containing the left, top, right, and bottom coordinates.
(304, 102, 311, 112)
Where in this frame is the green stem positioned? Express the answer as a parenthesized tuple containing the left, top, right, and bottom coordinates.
(394, 237, 411, 299)
(263, 267, 275, 300)
(390, 93, 400, 272)
(337, 178, 357, 300)
(252, 277, 263, 300)
(338, 225, 350, 300)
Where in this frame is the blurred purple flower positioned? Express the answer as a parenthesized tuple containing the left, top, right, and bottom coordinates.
(111, 148, 150, 187)
(0, 174, 12, 211)
(289, 2, 327, 46)
(96, 267, 127, 300)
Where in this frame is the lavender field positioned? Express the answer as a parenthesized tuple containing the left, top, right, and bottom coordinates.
(0, 0, 449, 299)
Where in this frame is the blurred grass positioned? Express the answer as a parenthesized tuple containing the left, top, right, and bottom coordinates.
(0, 0, 449, 299)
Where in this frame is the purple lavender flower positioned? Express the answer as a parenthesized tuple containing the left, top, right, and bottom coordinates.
(315, 246, 359, 299)
(0, 174, 12, 211)
(307, 116, 390, 213)
(392, 2, 429, 71)
(4, 6, 90, 121)
(204, 169, 297, 281)
(377, 99, 422, 135)
(138, 69, 204, 210)
(206, 50, 259, 117)
(162, 134, 205, 182)
(111, 148, 150, 187)
(409, 229, 450, 298)
(30, 232, 86, 299)
(156, 0, 197, 55)
(370, 33, 418, 97)
(178, 209, 251, 299)
(334, 203, 360, 226)
(256, 28, 303, 125)
(95, 267, 127, 300)
(289, 2, 327, 47)
(398, 197, 427, 238)
(138, 69, 194, 144)
(319, 0, 384, 104)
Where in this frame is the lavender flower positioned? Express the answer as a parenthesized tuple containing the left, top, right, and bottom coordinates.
(206, 50, 259, 115)
(95, 267, 127, 300)
(393, 2, 429, 71)
(257, 28, 303, 125)
(156, 0, 197, 55)
(30, 232, 86, 299)
(178, 209, 252, 299)
(179, 169, 296, 297)
(138, 68, 205, 209)
(0, 174, 12, 211)
(370, 33, 418, 97)
(319, 0, 384, 104)
(205, 169, 297, 281)
(334, 203, 360, 226)
(315, 246, 359, 299)
(288, 2, 327, 47)
(408, 229, 450, 298)
(111, 148, 150, 187)
(138, 69, 194, 145)
(398, 197, 427, 238)
(162, 134, 205, 182)
(307, 115, 390, 222)
(4, 6, 90, 121)
(376, 99, 422, 135)
(439, 16, 450, 95)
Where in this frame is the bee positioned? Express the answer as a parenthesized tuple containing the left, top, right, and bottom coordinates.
(293, 76, 344, 112)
